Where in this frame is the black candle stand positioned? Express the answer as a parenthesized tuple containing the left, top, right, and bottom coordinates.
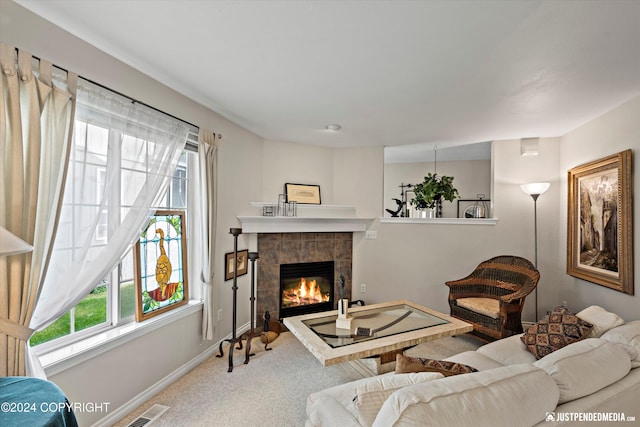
(241, 251, 271, 363)
(216, 227, 246, 372)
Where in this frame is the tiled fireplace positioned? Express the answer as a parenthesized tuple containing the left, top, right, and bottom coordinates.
(256, 232, 352, 321)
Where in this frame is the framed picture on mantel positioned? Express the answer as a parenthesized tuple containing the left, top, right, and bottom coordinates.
(285, 183, 321, 204)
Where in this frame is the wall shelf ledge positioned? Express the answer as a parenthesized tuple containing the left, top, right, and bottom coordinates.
(379, 217, 499, 225)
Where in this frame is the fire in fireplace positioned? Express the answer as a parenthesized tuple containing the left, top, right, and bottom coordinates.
(280, 261, 334, 318)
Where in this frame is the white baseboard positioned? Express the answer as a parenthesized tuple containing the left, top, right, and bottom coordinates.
(91, 322, 251, 427)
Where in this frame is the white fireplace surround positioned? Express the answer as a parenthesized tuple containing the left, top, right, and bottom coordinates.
(238, 203, 373, 233)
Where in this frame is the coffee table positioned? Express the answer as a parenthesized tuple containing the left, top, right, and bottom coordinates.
(283, 300, 472, 371)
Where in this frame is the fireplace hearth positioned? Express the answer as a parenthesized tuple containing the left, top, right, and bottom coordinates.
(280, 261, 334, 318)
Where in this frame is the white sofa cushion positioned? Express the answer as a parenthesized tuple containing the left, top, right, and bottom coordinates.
(554, 367, 640, 423)
(306, 374, 390, 418)
(372, 364, 559, 427)
(477, 334, 537, 365)
(352, 372, 443, 426)
(576, 305, 624, 338)
(533, 338, 631, 404)
(306, 371, 443, 423)
(305, 396, 362, 427)
(443, 350, 504, 371)
(601, 320, 640, 368)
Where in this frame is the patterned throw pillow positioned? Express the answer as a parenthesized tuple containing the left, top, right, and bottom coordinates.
(395, 354, 478, 376)
(521, 307, 593, 359)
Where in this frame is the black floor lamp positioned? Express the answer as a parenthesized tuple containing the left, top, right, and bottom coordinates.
(521, 182, 550, 322)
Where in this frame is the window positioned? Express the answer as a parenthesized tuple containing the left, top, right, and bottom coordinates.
(30, 80, 198, 349)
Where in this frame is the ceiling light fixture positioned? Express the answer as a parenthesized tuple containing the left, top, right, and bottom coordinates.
(325, 124, 341, 131)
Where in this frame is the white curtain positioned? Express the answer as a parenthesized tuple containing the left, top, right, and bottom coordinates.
(0, 44, 77, 376)
(29, 78, 188, 375)
(199, 129, 220, 340)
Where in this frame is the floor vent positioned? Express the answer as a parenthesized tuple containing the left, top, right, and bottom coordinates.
(127, 404, 170, 427)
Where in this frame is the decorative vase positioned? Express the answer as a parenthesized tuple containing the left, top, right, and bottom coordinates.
(419, 208, 437, 218)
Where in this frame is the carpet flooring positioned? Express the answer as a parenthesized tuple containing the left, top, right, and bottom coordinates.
(113, 331, 481, 427)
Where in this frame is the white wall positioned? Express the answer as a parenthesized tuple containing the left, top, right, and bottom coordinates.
(332, 146, 384, 218)
(261, 140, 334, 203)
(348, 138, 561, 322)
(559, 95, 640, 321)
(493, 138, 563, 318)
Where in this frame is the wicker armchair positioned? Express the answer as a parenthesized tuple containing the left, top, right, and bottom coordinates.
(445, 255, 539, 341)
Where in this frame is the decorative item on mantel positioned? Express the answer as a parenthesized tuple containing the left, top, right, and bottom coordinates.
(335, 298, 352, 330)
(260, 193, 297, 217)
(285, 183, 321, 205)
(278, 193, 286, 216)
(262, 205, 276, 216)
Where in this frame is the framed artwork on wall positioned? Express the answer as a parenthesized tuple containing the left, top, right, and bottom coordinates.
(285, 183, 321, 204)
(134, 210, 189, 321)
(567, 149, 633, 295)
(225, 249, 249, 281)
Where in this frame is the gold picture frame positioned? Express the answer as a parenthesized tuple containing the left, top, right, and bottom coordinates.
(134, 210, 189, 321)
(567, 149, 633, 295)
(285, 183, 321, 204)
(225, 249, 248, 281)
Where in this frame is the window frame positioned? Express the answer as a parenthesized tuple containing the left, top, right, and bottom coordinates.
(30, 98, 198, 353)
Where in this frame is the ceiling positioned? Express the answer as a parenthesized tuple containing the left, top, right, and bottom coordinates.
(14, 0, 640, 156)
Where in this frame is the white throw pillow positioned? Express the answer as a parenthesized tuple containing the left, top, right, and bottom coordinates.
(477, 333, 537, 365)
(601, 321, 640, 368)
(576, 305, 624, 338)
(353, 372, 443, 426)
(533, 338, 631, 404)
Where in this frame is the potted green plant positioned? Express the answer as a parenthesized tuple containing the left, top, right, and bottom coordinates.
(411, 173, 459, 216)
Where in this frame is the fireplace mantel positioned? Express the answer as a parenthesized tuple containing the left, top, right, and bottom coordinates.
(237, 216, 373, 233)
(238, 203, 374, 233)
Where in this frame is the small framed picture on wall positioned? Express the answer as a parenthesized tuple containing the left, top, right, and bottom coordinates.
(225, 249, 249, 281)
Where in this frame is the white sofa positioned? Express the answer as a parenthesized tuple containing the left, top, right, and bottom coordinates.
(305, 308, 640, 427)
